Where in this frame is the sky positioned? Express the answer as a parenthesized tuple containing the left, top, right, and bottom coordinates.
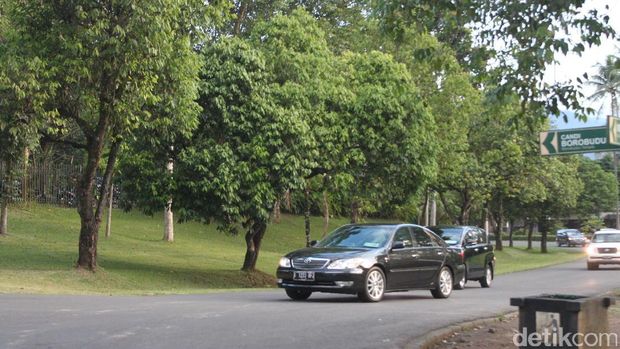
(545, 0, 620, 130)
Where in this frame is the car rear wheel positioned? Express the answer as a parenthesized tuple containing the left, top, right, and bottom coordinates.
(285, 288, 312, 300)
(587, 262, 599, 270)
(479, 264, 493, 288)
(431, 267, 453, 299)
(358, 267, 386, 302)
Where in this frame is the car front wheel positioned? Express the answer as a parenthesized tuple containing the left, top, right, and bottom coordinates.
(358, 267, 386, 302)
(431, 267, 453, 299)
(479, 264, 493, 288)
(285, 288, 312, 300)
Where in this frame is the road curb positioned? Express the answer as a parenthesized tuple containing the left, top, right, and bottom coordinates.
(403, 311, 518, 349)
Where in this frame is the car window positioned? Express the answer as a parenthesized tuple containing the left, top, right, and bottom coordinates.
(593, 233, 620, 243)
(428, 227, 463, 245)
(476, 229, 487, 243)
(412, 227, 437, 247)
(393, 227, 414, 248)
(317, 226, 392, 248)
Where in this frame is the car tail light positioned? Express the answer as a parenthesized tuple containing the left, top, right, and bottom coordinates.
(458, 251, 465, 262)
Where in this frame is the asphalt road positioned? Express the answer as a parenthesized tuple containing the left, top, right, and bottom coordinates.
(1, 259, 619, 349)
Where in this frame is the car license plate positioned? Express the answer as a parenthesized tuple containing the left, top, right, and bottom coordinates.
(293, 271, 315, 281)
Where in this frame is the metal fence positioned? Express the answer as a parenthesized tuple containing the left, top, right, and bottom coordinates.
(0, 159, 82, 207)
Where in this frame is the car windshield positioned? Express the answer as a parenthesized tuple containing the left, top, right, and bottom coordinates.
(428, 227, 463, 245)
(316, 226, 392, 249)
(593, 233, 620, 243)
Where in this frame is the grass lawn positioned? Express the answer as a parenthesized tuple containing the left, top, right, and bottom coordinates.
(0, 204, 585, 295)
(494, 246, 585, 275)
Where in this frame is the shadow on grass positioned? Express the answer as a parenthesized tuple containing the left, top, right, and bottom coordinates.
(97, 257, 277, 290)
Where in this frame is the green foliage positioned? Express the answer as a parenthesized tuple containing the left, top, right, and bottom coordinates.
(340, 50, 437, 214)
(177, 35, 313, 230)
(581, 216, 605, 236)
(373, 0, 617, 119)
(575, 157, 617, 217)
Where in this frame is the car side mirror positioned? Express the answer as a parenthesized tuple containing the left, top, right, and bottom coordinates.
(309, 240, 318, 247)
(392, 241, 405, 250)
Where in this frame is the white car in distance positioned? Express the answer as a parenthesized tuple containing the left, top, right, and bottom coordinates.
(587, 229, 620, 270)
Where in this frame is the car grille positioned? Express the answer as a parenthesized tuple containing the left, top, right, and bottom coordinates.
(598, 247, 618, 254)
(291, 257, 330, 270)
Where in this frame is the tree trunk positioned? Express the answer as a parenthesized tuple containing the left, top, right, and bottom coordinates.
(492, 200, 503, 251)
(241, 220, 267, 271)
(304, 186, 311, 247)
(322, 190, 329, 237)
(527, 222, 534, 250)
(233, 0, 249, 36)
(105, 184, 113, 238)
(272, 198, 281, 224)
(0, 162, 10, 236)
(458, 192, 472, 225)
(76, 137, 120, 271)
(508, 219, 514, 248)
(21, 147, 29, 203)
(438, 192, 458, 224)
(350, 199, 360, 223)
(163, 199, 174, 242)
(0, 197, 8, 236)
(284, 189, 292, 211)
(539, 215, 549, 253)
(163, 156, 174, 242)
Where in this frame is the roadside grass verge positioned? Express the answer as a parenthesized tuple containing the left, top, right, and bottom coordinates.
(494, 246, 585, 275)
(0, 204, 584, 295)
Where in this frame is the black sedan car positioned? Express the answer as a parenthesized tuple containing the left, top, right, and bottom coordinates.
(427, 226, 495, 290)
(276, 224, 465, 302)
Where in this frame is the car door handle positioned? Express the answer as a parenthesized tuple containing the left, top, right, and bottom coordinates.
(411, 254, 420, 259)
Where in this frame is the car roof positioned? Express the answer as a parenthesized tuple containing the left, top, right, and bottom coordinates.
(428, 225, 478, 229)
(343, 223, 427, 229)
(557, 229, 579, 233)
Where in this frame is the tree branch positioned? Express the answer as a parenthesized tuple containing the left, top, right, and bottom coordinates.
(40, 132, 88, 150)
(95, 140, 121, 223)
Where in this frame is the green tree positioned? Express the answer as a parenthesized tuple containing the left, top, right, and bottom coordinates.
(7, 1, 221, 270)
(574, 157, 617, 218)
(588, 54, 620, 117)
(340, 50, 437, 222)
(0, 28, 56, 235)
(176, 35, 314, 271)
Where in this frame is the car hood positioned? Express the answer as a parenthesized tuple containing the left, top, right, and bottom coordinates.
(286, 247, 377, 260)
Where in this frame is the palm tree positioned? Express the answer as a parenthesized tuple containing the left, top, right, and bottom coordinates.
(588, 54, 620, 117)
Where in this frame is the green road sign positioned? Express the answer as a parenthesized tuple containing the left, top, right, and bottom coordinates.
(540, 125, 620, 156)
(609, 116, 620, 146)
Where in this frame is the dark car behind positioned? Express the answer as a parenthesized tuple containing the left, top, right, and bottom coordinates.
(427, 226, 495, 289)
(276, 224, 465, 302)
(556, 229, 587, 247)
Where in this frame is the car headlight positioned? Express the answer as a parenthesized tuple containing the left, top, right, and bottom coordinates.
(279, 257, 291, 268)
(587, 246, 597, 255)
(327, 258, 367, 270)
